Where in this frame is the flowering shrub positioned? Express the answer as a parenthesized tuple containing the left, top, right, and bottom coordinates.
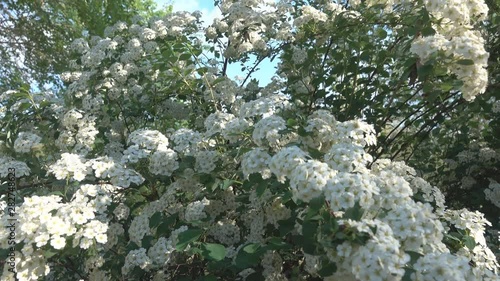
(0, 0, 498, 280)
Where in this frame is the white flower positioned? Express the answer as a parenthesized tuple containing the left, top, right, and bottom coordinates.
(50, 236, 66, 250)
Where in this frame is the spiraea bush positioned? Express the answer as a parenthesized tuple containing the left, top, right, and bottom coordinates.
(0, 0, 498, 280)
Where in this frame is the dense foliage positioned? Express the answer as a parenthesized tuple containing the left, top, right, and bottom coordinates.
(0, 0, 499, 280)
(0, 0, 170, 91)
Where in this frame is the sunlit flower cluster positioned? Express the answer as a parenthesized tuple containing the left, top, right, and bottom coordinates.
(0, 0, 497, 280)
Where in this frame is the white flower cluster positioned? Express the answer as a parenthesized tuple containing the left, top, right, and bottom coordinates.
(239, 94, 291, 119)
(195, 150, 218, 174)
(105, 222, 125, 250)
(410, 0, 489, 101)
(184, 198, 210, 222)
(148, 145, 179, 176)
(0, 156, 30, 178)
(0, 184, 112, 280)
(324, 143, 373, 173)
(337, 220, 409, 281)
(252, 115, 287, 148)
(338, 119, 377, 147)
(0, 250, 48, 281)
(208, 219, 241, 246)
(269, 146, 309, 183)
(127, 129, 169, 150)
(122, 144, 150, 163)
(221, 118, 251, 143)
(90, 156, 145, 188)
(325, 172, 379, 211)
(261, 250, 285, 280)
(264, 198, 292, 228)
(241, 148, 272, 180)
(294, 6, 328, 27)
(485, 179, 500, 208)
(289, 160, 336, 203)
(412, 252, 472, 281)
(57, 110, 99, 154)
(443, 209, 492, 246)
(140, 225, 188, 270)
(204, 112, 235, 137)
(122, 248, 152, 275)
(48, 153, 91, 181)
(425, 0, 488, 24)
(113, 203, 130, 220)
(147, 237, 175, 266)
(14, 132, 42, 153)
(213, 0, 275, 57)
(170, 128, 203, 155)
(302, 110, 338, 151)
(128, 214, 151, 245)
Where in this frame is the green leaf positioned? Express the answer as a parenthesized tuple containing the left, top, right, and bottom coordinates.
(126, 241, 139, 252)
(278, 217, 295, 236)
(18, 103, 32, 111)
(156, 214, 177, 236)
(199, 275, 218, 281)
(142, 235, 154, 249)
(318, 260, 337, 277)
(246, 272, 264, 281)
(406, 251, 423, 263)
(265, 237, 291, 250)
(421, 26, 436, 36)
(309, 195, 325, 212)
(200, 243, 226, 261)
(359, 51, 371, 61)
(256, 180, 267, 197)
(234, 243, 264, 269)
(43, 250, 58, 258)
(176, 228, 203, 251)
(456, 59, 474, 65)
(439, 82, 454, 92)
(149, 212, 163, 228)
(463, 235, 476, 250)
(248, 173, 263, 183)
(344, 202, 363, 220)
(298, 126, 308, 137)
(301, 221, 318, 254)
(220, 179, 234, 190)
(286, 118, 298, 127)
(376, 28, 387, 39)
(417, 64, 433, 79)
(308, 148, 323, 159)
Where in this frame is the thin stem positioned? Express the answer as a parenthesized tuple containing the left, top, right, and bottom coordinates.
(308, 37, 334, 113)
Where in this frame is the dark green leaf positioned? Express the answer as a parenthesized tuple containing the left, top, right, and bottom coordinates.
(142, 235, 154, 249)
(456, 59, 474, 65)
(421, 26, 436, 36)
(149, 212, 163, 228)
(417, 64, 433, 79)
(176, 228, 203, 251)
(318, 260, 337, 277)
(234, 243, 264, 269)
(256, 180, 267, 197)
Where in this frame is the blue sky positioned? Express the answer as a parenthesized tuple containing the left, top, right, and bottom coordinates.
(153, 0, 277, 86)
